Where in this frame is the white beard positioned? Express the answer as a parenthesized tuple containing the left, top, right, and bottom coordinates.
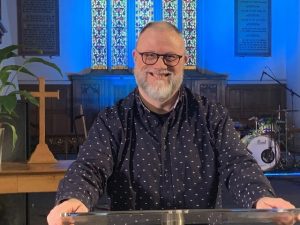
(134, 68, 183, 102)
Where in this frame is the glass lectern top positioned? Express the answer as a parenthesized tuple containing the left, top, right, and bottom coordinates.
(61, 208, 300, 225)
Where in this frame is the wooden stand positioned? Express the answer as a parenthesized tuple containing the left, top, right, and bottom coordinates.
(28, 143, 57, 163)
(28, 77, 59, 163)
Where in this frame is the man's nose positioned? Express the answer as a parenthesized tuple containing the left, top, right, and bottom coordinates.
(155, 56, 168, 68)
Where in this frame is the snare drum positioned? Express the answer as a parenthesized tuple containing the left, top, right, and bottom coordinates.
(241, 135, 280, 171)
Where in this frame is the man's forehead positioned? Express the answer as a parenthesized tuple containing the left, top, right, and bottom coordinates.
(137, 27, 184, 46)
(140, 25, 178, 36)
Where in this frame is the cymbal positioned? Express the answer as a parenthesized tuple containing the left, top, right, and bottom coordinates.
(276, 109, 300, 112)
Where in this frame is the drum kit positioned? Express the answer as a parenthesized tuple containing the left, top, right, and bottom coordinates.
(240, 109, 300, 171)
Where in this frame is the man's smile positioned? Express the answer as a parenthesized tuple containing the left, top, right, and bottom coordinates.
(147, 71, 172, 78)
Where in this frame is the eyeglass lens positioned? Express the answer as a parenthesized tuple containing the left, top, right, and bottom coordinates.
(140, 52, 182, 67)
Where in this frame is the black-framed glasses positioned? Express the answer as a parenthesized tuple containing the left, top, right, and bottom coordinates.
(136, 50, 183, 67)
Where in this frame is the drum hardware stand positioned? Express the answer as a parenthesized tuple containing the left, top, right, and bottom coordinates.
(261, 70, 300, 168)
(277, 105, 281, 159)
(248, 116, 258, 132)
(285, 110, 289, 167)
(274, 111, 286, 170)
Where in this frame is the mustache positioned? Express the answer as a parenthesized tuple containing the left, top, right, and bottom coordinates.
(146, 68, 173, 77)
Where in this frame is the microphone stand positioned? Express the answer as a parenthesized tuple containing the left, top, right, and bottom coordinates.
(261, 71, 300, 167)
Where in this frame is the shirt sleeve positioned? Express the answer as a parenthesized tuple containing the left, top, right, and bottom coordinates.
(55, 110, 118, 210)
(208, 103, 275, 208)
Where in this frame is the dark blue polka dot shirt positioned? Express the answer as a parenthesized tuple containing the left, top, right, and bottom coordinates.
(56, 86, 275, 211)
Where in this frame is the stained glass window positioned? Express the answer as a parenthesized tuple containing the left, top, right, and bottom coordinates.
(182, 0, 197, 68)
(135, 0, 154, 39)
(111, 0, 128, 69)
(162, 0, 178, 27)
(92, 0, 107, 69)
(91, 0, 198, 69)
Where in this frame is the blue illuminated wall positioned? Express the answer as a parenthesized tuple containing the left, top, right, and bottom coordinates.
(90, 0, 299, 87)
(2, 0, 300, 129)
(59, 0, 92, 73)
(200, 0, 295, 82)
(1, 0, 92, 82)
(1, 1, 300, 89)
(285, 0, 300, 127)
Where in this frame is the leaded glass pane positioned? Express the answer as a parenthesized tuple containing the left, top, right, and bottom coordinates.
(92, 0, 107, 69)
(111, 0, 127, 69)
(162, 0, 178, 26)
(91, 0, 199, 69)
(182, 0, 197, 68)
(135, 0, 154, 40)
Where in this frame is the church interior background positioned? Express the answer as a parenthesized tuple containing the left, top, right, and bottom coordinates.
(1, 0, 300, 225)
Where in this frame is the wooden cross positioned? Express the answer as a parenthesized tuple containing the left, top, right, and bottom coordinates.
(28, 77, 59, 164)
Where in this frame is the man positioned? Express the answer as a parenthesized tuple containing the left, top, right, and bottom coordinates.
(47, 21, 296, 225)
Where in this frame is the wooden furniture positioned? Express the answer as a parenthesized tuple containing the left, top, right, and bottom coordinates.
(226, 84, 286, 125)
(0, 160, 73, 194)
(69, 70, 228, 130)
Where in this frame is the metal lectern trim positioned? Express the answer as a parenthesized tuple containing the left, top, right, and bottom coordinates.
(61, 208, 300, 225)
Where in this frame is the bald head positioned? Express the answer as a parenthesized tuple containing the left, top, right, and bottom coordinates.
(136, 21, 185, 51)
(140, 21, 181, 36)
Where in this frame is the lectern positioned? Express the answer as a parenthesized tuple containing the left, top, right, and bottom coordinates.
(61, 209, 300, 225)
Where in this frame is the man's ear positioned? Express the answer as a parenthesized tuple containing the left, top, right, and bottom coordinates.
(132, 49, 137, 62)
(184, 54, 189, 64)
